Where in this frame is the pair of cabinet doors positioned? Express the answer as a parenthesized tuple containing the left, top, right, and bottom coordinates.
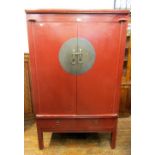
(28, 14, 127, 116)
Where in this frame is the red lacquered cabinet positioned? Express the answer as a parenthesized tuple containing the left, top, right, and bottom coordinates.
(26, 9, 129, 149)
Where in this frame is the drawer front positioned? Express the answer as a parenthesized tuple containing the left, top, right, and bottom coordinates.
(37, 118, 117, 132)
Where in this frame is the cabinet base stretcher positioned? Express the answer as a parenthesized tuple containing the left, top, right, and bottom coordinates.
(36, 117, 117, 149)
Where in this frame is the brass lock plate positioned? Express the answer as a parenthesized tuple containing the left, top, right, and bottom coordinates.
(59, 38, 95, 75)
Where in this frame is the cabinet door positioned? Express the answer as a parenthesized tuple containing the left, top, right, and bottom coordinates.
(77, 22, 126, 114)
(31, 22, 77, 114)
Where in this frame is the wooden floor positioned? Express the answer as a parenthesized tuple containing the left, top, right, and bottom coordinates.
(24, 117, 131, 155)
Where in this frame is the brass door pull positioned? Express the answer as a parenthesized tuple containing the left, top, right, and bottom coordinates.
(71, 49, 76, 65)
(71, 49, 83, 65)
(78, 48, 83, 64)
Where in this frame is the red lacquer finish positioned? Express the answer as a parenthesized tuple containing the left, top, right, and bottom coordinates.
(77, 22, 122, 114)
(26, 9, 129, 150)
(31, 22, 77, 114)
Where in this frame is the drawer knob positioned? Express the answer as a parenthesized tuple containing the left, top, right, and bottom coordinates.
(93, 120, 99, 125)
(55, 120, 61, 125)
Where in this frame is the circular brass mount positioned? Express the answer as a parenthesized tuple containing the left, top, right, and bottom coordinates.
(59, 38, 95, 75)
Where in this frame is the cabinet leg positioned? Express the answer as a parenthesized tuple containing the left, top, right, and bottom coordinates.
(37, 128, 44, 150)
(110, 128, 117, 149)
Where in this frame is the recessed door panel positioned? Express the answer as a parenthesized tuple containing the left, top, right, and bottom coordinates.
(33, 22, 77, 114)
(77, 22, 121, 114)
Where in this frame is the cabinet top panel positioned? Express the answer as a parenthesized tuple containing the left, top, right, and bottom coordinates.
(25, 9, 130, 15)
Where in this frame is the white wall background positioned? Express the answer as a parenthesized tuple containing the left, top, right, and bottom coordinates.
(22, 0, 115, 53)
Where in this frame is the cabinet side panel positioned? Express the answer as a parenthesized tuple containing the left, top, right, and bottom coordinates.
(27, 21, 39, 114)
(113, 21, 128, 113)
